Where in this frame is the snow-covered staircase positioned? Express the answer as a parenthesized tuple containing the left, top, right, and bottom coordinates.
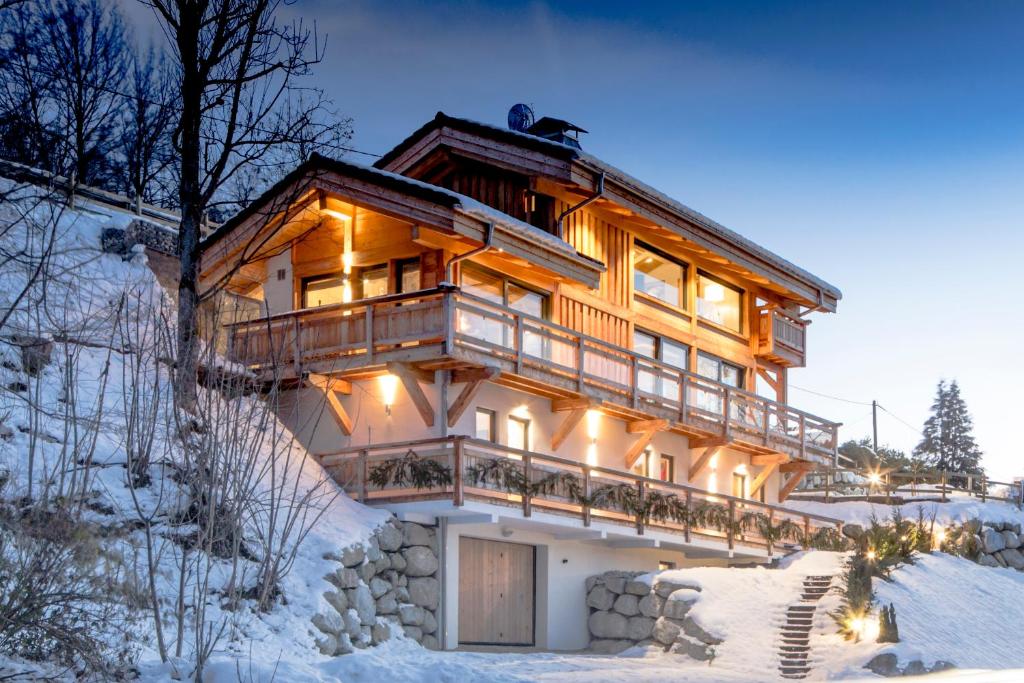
(777, 575, 833, 679)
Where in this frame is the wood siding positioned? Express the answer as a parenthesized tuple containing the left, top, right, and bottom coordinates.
(458, 537, 535, 645)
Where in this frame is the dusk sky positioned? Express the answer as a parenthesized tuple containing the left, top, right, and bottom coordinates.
(133, 1, 1024, 478)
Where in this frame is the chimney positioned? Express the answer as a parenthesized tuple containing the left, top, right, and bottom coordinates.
(526, 117, 587, 150)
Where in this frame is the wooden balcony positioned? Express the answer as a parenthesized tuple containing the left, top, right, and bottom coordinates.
(319, 436, 845, 557)
(756, 306, 807, 368)
(226, 286, 839, 464)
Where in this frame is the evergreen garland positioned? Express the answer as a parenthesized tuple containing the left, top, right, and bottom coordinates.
(367, 450, 453, 490)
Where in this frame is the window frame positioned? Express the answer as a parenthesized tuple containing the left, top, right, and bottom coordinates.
(633, 241, 688, 311)
(395, 257, 422, 294)
(696, 351, 745, 389)
(696, 270, 744, 334)
(300, 271, 345, 309)
(659, 454, 675, 483)
(732, 472, 748, 499)
(461, 263, 550, 320)
(475, 408, 497, 443)
(507, 414, 531, 451)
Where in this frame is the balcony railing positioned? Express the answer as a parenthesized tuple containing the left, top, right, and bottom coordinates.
(756, 306, 807, 368)
(319, 436, 845, 556)
(226, 286, 839, 463)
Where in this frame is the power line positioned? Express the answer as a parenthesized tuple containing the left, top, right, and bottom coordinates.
(788, 384, 874, 406)
(876, 404, 925, 438)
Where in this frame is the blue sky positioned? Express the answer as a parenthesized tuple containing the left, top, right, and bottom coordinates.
(128, 1, 1024, 477)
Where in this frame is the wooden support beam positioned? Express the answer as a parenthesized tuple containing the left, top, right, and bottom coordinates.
(780, 460, 816, 473)
(689, 436, 730, 450)
(625, 429, 659, 471)
(751, 453, 789, 467)
(749, 463, 778, 498)
(451, 366, 500, 384)
(388, 362, 435, 427)
(387, 361, 435, 385)
(626, 418, 669, 434)
(551, 397, 593, 412)
(756, 367, 781, 395)
(306, 374, 353, 435)
(446, 366, 499, 428)
(689, 445, 724, 481)
(779, 470, 808, 502)
(306, 373, 352, 395)
(552, 406, 588, 451)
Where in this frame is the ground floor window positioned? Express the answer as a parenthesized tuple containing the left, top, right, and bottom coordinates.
(475, 408, 496, 442)
(507, 415, 530, 451)
(732, 472, 747, 499)
(659, 454, 675, 482)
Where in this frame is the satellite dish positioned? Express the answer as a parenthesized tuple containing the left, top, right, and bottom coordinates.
(507, 103, 535, 132)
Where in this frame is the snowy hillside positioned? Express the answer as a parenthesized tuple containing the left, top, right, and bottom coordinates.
(0, 184, 389, 680)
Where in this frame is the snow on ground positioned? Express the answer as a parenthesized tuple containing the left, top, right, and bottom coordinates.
(810, 551, 1024, 680)
(788, 491, 1024, 529)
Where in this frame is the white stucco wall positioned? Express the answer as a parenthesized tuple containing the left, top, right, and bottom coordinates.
(439, 520, 729, 651)
(263, 248, 293, 315)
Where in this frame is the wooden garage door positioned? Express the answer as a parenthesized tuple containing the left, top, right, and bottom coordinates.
(458, 537, 535, 645)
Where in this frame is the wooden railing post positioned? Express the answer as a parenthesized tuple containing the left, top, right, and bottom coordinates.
(803, 515, 811, 549)
(577, 335, 585, 392)
(679, 374, 688, 424)
(981, 474, 987, 503)
(443, 291, 454, 355)
(364, 304, 374, 363)
(292, 316, 302, 374)
(727, 499, 736, 551)
(723, 387, 732, 439)
(583, 466, 592, 527)
(799, 413, 807, 460)
(358, 449, 368, 503)
(762, 402, 770, 445)
(453, 437, 464, 507)
(515, 315, 524, 373)
(636, 480, 645, 536)
(684, 490, 692, 543)
(630, 357, 639, 409)
(523, 453, 533, 517)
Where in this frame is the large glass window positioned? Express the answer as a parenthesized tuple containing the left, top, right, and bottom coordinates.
(697, 273, 742, 333)
(634, 329, 689, 399)
(634, 243, 686, 309)
(302, 274, 344, 308)
(732, 473, 747, 499)
(397, 258, 421, 294)
(696, 352, 745, 416)
(359, 264, 389, 299)
(460, 265, 550, 358)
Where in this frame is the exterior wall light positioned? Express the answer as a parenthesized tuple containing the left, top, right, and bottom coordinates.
(380, 374, 398, 416)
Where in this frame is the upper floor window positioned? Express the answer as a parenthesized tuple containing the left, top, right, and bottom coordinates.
(460, 264, 550, 357)
(461, 264, 547, 318)
(396, 258, 421, 294)
(634, 329, 688, 399)
(697, 352, 744, 388)
(302, 273, 344, 308)
(634, 243, 686, 309)
(697, 272, 742, 333)
(360, 264, 389, 299)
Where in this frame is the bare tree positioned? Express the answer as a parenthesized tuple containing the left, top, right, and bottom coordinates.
(119, 45, 176, 207)
(0, 4, 57, 171)
(143, 0, 351, 411)
(38, 0, 130, 187)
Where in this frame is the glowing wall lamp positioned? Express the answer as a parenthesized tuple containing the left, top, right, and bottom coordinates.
(585, 409, 601, 466)
(379, 374, 399, 416)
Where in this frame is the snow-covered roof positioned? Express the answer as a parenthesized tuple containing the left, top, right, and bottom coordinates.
(203, 154, 602, 274)
(377, 112, 842, 306)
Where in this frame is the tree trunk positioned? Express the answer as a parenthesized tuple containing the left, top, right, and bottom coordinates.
(173, 9, 203, 413)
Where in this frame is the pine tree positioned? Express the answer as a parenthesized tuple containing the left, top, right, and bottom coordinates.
(913, 380, 983, 475)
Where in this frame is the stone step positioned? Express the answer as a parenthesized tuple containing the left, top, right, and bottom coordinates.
(779, 646, 810, 653)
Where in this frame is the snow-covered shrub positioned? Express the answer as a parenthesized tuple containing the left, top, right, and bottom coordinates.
(0, 500, 142, 677)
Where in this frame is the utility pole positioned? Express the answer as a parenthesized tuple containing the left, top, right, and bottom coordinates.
(872, 400, 879, 455)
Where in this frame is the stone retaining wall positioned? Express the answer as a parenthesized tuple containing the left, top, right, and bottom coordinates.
(311, 517, 441, 655)
(586, 570, 722, 659)
(971, 519, 1024, 569)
